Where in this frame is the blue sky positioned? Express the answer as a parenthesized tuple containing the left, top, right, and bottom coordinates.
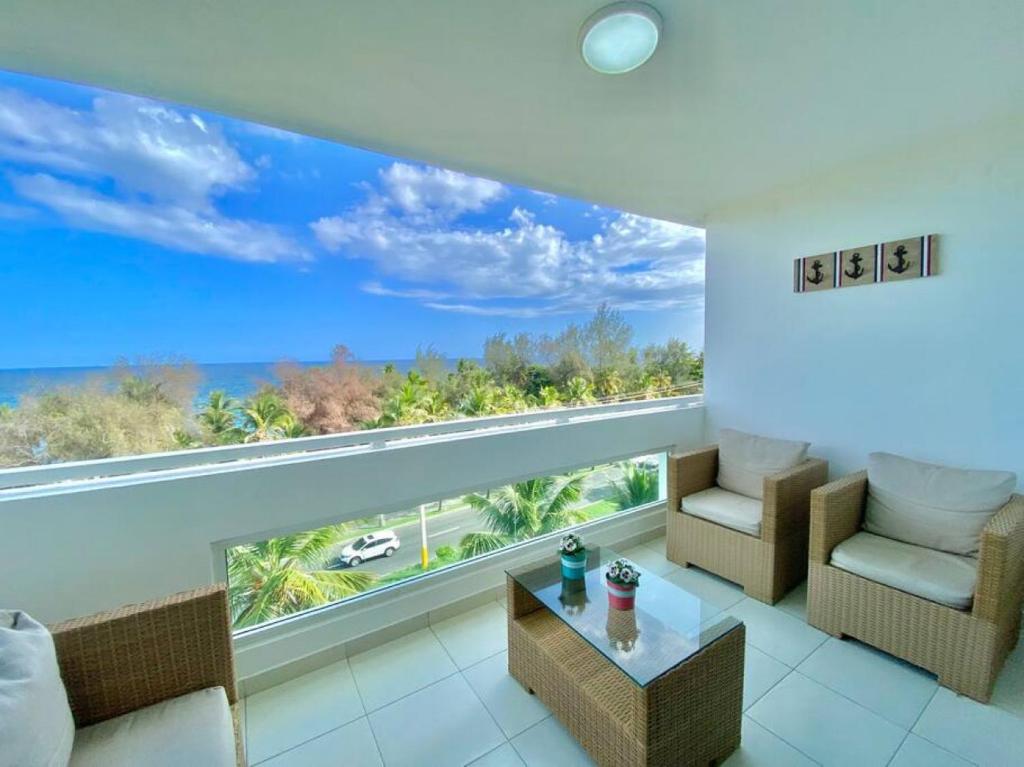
(0, 70, 705, 369)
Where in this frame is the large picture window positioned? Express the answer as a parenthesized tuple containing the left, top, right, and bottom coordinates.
(226, 453, 664, 630)
(0, 69, 704, 470)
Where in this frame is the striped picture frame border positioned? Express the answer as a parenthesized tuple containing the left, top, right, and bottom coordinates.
(795, 235, 937, 293)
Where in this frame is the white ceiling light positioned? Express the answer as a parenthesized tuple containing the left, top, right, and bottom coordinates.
(579, 2, 663, 75)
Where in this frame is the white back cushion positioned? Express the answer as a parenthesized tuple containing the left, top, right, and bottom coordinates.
(717, 428, 810, 500)
(0, 610, 75, 767)
(864, 452, 1017, 556)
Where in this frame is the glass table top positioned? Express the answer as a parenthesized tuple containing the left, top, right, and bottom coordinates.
(508, 546, 742, 687)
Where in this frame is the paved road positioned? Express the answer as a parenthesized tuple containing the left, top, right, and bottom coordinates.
(333, 462, 636, 577)
(340, 504, 485, 575)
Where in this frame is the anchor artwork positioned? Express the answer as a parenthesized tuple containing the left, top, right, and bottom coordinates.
(795, 252, 836, 292)
(795, 235, 937, 293)
(839, 245, 876, 287)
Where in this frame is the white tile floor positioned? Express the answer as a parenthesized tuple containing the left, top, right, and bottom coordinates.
(244, 536, 1024, 767)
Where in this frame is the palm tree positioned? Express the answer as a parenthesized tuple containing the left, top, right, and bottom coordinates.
(374, 375, 433, 427)
(537, 385, 562, 408)
(495, 384, 528, 413)
(594, 369, 623, 398)
(610, 462, 659, 509)
(643, 372, 673, 398)
(564, 376, 595, 406)
(458, 475, 586, 558)
(459, 384, 497, 416)
(228, 525, 377, 628)
(242, 390, 293, 442)
(279, 414, 309, 439)
(198, 390, 243, 443)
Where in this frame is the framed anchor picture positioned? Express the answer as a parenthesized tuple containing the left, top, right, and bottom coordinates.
(838, 245, 876, 287)
(794, 235, 937, 293)
(794, 253, 836, 292)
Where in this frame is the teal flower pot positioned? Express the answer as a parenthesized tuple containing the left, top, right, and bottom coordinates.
(560, 549, 587, 580)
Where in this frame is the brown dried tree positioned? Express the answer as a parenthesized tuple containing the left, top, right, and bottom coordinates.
(276, 345, 381, 434)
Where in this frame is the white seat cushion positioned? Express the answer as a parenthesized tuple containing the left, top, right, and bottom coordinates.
(831, 531, 978, 610)
(69, 687, 235, 767)
(682, 486, 763, 537)
(717, 428, 810, 500)
(0, 610, 76, 767)
(864, 452, 1017, 556)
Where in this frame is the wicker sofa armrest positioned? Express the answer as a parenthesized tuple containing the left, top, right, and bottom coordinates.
(808, 471, 866, 564)
(49, 584, 237, 728)
(973, 494, 1024, 624)
(667, 446, 718, 516)
(762, 458, 830, 541)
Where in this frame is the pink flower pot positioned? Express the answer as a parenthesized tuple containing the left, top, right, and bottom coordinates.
(606, 579, 636, 610)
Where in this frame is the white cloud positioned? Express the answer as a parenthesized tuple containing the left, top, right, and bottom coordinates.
(374, 163, 506, 224)
(0, 86, 305, 261)
(311, 162, 704, 316)
(13, 173, 308, 263)
(360, 281, 451, 300)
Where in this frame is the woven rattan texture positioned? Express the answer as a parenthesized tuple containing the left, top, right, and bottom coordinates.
(807, 473, 1024, 702)
(49, 584, 243, 764)
(667, 447, 828, 604)
(507, 575, 743, 766)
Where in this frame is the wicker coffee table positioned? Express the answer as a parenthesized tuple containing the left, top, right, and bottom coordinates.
(507, 547, 744, 767)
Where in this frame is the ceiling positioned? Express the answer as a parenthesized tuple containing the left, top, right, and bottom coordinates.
(0, 1, 1021, 225)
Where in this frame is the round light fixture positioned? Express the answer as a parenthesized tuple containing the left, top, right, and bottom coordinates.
(579, 2, 662, 75)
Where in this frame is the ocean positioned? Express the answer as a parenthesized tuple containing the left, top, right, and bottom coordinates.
(0, 359, 460, 408)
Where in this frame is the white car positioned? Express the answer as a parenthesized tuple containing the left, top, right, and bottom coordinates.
(339, 530, 400, 567)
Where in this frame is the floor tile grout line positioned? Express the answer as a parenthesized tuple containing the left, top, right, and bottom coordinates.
(778, 667, 917, 745)
(883, 686, 933, 767)
(910, 732, 981, 767)
(349, 656, 389, 767)
(749, 670, 913, 766)
(508, 715, 560, 766)
(247, 710, 369, 766)
(790, 655, 938, 732)
(465, 739, 516, 767)
(788, 668, 915, 735)
(461, 653, 550, 741)
(427, 621, 514, 751)
(900, 688, 982, 767)
(744, 707, 826, 766)
(744, 664, 796, 713)
(365, 666, 463, 715)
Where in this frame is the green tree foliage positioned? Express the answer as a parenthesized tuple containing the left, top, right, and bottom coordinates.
(0, 308, 701, 468)
(458, 475, 586, 558)
(242, 389, 294, 442)
(227, 526, 377, 628)
(1, 370, 197, 464)
(610, 462, 659, 509)
(198, 390, 244, 444)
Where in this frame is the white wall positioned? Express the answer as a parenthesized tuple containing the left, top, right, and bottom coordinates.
(0, 403, 704, 625)
(704, 115, 1024, 484)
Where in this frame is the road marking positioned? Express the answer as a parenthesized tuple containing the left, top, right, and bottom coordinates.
(429, 526, 461, 538)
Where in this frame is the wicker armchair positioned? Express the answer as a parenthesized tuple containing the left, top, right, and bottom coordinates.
(48, 585, 244, 765)
(666, 445, 829, 604)
(807, 472, 1024, 702)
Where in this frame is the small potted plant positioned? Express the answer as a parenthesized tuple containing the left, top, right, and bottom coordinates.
(605, 558, 640, 610)
(559, 532, 587, 580)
